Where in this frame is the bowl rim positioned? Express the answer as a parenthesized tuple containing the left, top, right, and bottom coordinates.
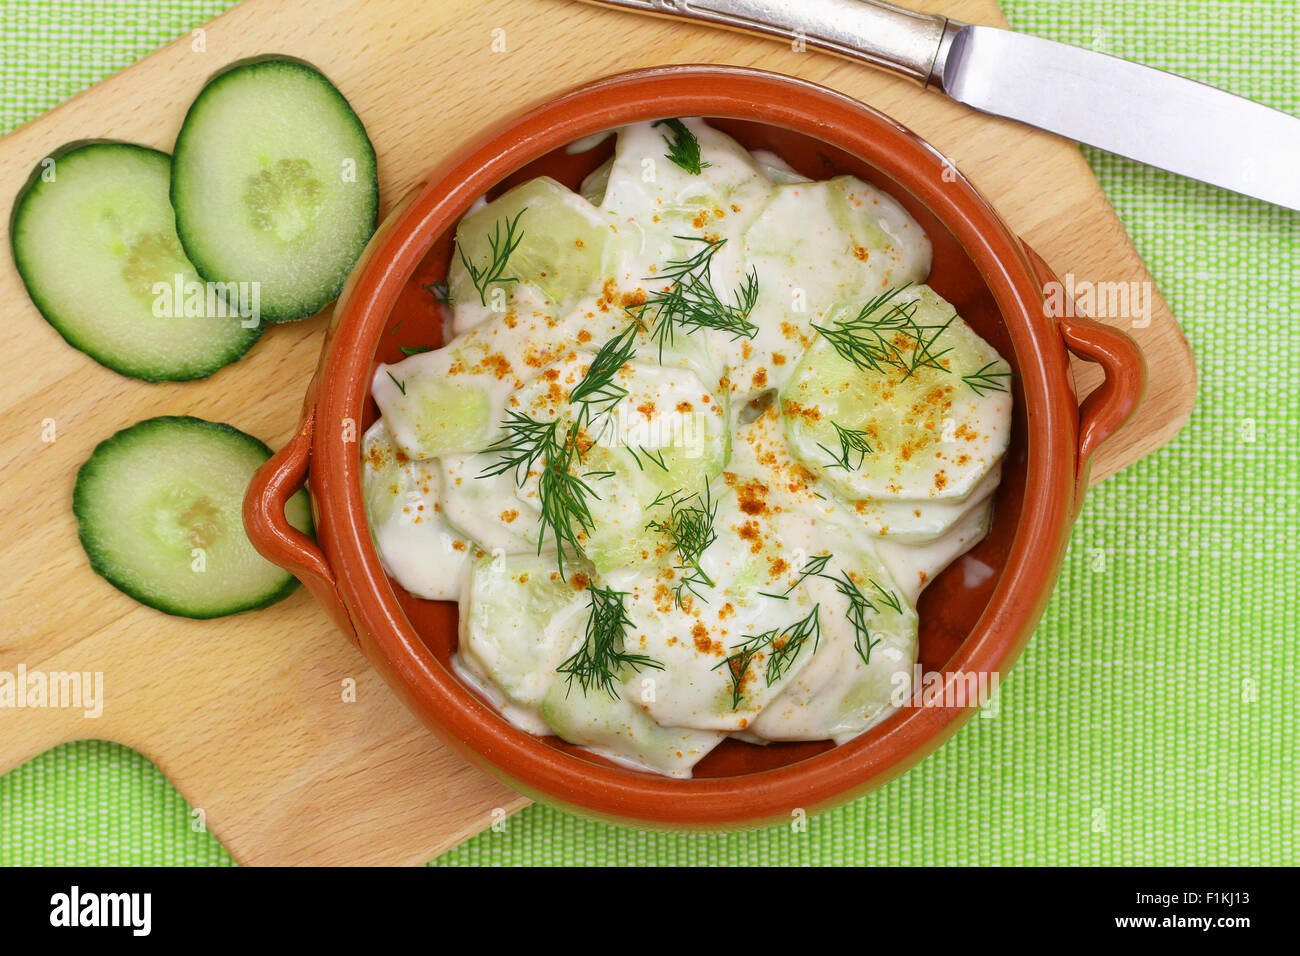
(310, 64, 1082, 826)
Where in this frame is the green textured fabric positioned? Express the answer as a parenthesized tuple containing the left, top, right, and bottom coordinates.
(1, 0, 1295, 867)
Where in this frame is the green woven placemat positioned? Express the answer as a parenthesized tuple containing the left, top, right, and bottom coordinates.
(1, 0, 1295, 867)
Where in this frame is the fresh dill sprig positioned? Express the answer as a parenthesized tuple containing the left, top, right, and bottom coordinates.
(456, 207, 527, 306)
(759, 552, 833, 600)
(810, 285, 913, 375)
(385, 371, 406, 395)
(731, 266, 760, 318)
(963, 361, 1013, 396)
(657, 234, 722, 283)
(908, 314, 957, 377)
(568, 321, 639, 418)
(816, 421, 873, 471)
(478, 317, 644, 569)
(824, 572, 905, 666)
(713, 640, 762, 709)
(422, 280, 452, 307)
(626, 445, 669, 472)
(478, 409, 558, 483)
(557, 583, 663, 699)
(654, 118, 711, 175)
(765, 605, 821, 683)
(753, 551, 907, 671)
(645, 485, 718, 607)
(398, 345, 434, 356)
(631, 236, 759, 359)
(713, 605, 821, 708)
(811, 284, 956, 380)
(478, 413, 598, 572)
(534, 421, 599, 568)
(871, 578, 904, 614)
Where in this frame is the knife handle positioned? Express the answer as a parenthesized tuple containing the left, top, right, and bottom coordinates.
(583, 0, 964, 86)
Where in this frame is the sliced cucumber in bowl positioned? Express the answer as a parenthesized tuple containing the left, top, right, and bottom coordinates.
(447, 175, 616, 323)
(10, 141, 263, 381)
(171, 55, 379, 323)
(781, 283, 1013, 504)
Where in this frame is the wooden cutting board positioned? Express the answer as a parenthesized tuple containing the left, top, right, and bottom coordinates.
(0, 0, 1196, 865)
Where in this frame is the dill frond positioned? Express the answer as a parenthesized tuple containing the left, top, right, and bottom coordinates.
(645, 485, 719, 607)
(713, 605, 822, 708)
(456, 207, 527, 306)
(557, 583, 663, 699)
(816, 421, 873, 471)
(811, 283, 957, 380)
(963, 361, 1013, 396)
(654, 118, 711, 175)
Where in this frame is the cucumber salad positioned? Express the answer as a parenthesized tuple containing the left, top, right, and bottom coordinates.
(363, 119, 1013, 777)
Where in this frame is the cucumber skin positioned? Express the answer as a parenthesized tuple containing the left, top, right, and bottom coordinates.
(73, 416, 311, 619)
(170, 55, 379, 324)
(9, 141, 264, 382)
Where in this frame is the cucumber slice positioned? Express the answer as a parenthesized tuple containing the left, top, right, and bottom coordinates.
(11, 142, 262, 381)
(171, 56, 378, 323)
(452, 651, 551, 736)
(729, 175, 932, 403)
(438, 452, 541, 555)
(826, 176, 933, 282)
(877, 493, 994, 604)
(853, 458, 1002, 543)
(73, 416, 311, 618)
(598, 485, 824, 732)
(361, 420, 474, 600)
(448, 176, 614, 325)
(593, 117, 772, 325)
(578, 158, 614, 206)
(597, 118, 770, 275)
(577, 361, 730, 573)
(500, 349, 730, 573)
(539, 673, 726, 778)
(749, 149, 812, 186)
(749, 540, 919, 743)
(459, 551, 591, 707)
(781, 284, 1012, 503)
(449, 275, 554, 338)
(372, 336, 514, 460)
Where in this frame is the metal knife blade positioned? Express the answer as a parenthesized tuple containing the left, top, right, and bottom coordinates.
(579, 0, 1300, 212)
(938, 25, 1300, 211)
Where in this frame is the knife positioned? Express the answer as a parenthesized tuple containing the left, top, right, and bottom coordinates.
(578, 0, 1300, 211)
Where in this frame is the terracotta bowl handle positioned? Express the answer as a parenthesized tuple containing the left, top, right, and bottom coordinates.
(244, 412, 357, 642)
(1021, 242, 1148, 500)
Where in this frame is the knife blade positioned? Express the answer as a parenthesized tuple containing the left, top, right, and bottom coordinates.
(579, 0, 1300, 212)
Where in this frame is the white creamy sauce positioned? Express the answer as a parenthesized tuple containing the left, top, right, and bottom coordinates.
(360, 420, 472, 601)
(452, 651, 552, 737)
(362, 119, 1013, 776)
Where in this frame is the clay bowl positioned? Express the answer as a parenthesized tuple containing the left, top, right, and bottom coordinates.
(245, 65, 1145, 828)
